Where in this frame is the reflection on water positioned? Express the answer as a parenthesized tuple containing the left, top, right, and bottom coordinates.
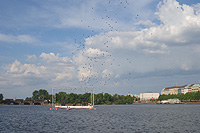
(0, 104, 200, 132)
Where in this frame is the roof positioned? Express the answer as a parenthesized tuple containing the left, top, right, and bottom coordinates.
(15, 99, 24, 101)
(162, 84, 200, 92)
(164, 86, 183, 90)
(140, 92, 159, 94)
(193, 84, 200, 87)
(5, 99, 14, 101)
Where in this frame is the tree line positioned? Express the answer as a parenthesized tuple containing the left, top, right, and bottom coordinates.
(158, 91, 200, 101)
(29, 89, 136, 105)
(1, 89, 136, 105)
(55, 92, 136, 105)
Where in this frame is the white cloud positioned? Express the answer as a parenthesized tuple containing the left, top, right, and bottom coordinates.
(0, 33, 37, 44)
(1, 0, 200, 98)
(6, 60, 46, 76)
(156, 0, 199, 26)
(73, 0, 200, 84)
(40, 52, 72, 64)
(1, 53, 77, 91)
(26, 55, 37, 61)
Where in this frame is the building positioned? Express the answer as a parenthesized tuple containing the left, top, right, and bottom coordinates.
(188, 84, 200, 92)
(140, 93, 160, 101)
(161, 86, 182, 95)
(161, 84, 200, 95)
(128, 94, 140, 99)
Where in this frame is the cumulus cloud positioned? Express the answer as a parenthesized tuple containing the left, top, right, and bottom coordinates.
(1, 0, 200, 98)
(155, 0, 200, 45)
(1, 53, 77, 93)
(40, 52, 72, 64)
(6, 60, 46, 76)
(26, 55, 37, 61)
(73, 0, 200, 86)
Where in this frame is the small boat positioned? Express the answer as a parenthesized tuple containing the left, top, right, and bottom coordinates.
(55, 105, 94, 110)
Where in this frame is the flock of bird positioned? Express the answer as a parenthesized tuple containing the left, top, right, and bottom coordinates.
(69, 0, 138, 92)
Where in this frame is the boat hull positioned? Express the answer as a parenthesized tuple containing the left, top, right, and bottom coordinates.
(55, 105, 93, 109)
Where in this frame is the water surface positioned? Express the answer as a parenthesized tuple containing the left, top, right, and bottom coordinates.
(0, 104, 200, 132)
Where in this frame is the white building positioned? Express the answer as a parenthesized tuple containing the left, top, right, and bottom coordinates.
(161, 84, 200, 95)
(140, 93, 160, 101)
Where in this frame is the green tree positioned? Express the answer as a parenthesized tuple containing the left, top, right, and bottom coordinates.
(103, 93, 113, 104)
(56, 92, 67, 104)
(32, 90, 39, 100)
(124, 95, 134, 104)
(32, 89, 50, 100)
(95, 93, 104, 104)
(82, 93, 91, 104)
(158, 91, 200, 101)
(25, 97, 32, 100)
(39, 89, 49, 99)
(112, 94, 119, 104)
(69, 93, 77, 104)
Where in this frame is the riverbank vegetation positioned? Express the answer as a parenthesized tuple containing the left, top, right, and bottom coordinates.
(1, 89, 136, 105)
(56, 92, 136, 105)
(20, 89, 136, 105)
(158, 91, 200, 101)
(29, 89, 136, 105)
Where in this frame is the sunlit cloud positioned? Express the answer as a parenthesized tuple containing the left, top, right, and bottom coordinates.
(1, 0, 200, 98)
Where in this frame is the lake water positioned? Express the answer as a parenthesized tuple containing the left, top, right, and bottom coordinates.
(0, 104, 200, 133)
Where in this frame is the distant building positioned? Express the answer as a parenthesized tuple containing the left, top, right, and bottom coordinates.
(128, 94, 140, 98)
(133, 94, 140, 99)
(161, 86, 182, 95)
(140, 93, 160, 101)
(161, 84, 200, 95)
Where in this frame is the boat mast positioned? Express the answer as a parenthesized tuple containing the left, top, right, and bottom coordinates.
(91, 89, 92, 106)
(52, 87, 53, 107)
(93, 88, 94, 106)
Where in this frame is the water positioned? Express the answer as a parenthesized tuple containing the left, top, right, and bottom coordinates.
(0, 104, 200, 133)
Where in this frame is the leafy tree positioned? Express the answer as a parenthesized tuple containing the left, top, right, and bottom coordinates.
(32, 90, 39, 100)
(82, 93, 91, 103)
(103, 93, 113, 104)
(69, 93, 77, 104)
(32, 89, 49, 100)
(158, 91, 200, 101)
(124, 95, 134, 104)
(95, 93, 104, 104)
(39, 89, 49, 99)
(25, 97, 32, 100)
(56, 92, 67, 104)
(113, 94, 119, 103)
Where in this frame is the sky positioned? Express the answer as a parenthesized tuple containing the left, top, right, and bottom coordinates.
(1, 0, 200, 99)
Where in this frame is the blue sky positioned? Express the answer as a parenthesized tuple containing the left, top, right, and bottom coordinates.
(0, 0, 200, 98)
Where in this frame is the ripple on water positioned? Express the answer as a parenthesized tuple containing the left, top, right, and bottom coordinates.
(0, 105, 200, 132)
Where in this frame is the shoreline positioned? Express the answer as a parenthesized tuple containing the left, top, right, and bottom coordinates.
(1, 102, 200, 106)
